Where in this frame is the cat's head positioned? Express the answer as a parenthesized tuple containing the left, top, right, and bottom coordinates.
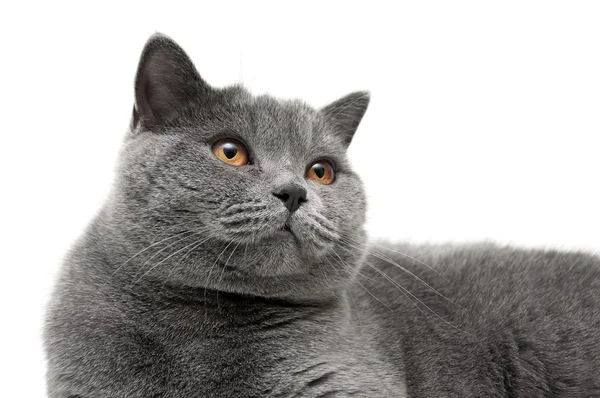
(112, 34, 369, 299)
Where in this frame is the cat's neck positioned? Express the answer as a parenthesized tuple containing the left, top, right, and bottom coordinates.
(113, 279, 353, 337)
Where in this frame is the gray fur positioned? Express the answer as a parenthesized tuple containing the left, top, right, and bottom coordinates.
(44, 34, 600, 397)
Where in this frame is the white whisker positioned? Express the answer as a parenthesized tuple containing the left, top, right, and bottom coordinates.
(365, 261, 471, 336)
(204, 241, 233, 308)
(217, 242, 241, 307)
(111, 229, 196, 277)
(339, 234, 460, 308)
(330, 252, 393, 313)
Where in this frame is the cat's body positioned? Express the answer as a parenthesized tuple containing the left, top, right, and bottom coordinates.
(373, 243, 600, 396)
(46, 220, 600, 397)
(45, 34, 600, 397)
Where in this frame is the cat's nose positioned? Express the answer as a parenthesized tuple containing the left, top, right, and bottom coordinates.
(273, 184, 307, 213)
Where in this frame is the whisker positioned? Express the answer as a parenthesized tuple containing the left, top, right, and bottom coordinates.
(324, 253, 363, 327)
(204, 241, 233, 307)
(330, 252, 393, 313)
(217, 242, 241, 307)
(243, 242, 249, 263)
(111, 229, 196, 278)
(130, 232, 199, 281)
(339, 235, 460, 308)
(335, 237, 470, 333)
(365, 261, 471, 336)
(132, 235, 207, 285)
(366, 239, 451, 283)
(161, 235, 215, 289)
(367, 248, 459, 307)
(330, 251, 377, 283)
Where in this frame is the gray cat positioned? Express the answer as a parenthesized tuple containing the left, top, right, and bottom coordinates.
(44, 34, 600, 397)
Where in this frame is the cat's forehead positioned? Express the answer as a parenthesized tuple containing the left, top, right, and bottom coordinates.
(248, 96, 319, 149)
(202, 90, 346, 160)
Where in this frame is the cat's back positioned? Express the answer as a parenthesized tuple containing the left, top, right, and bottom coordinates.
(358, 243, 600, 397)
(375, 242, 600, 321)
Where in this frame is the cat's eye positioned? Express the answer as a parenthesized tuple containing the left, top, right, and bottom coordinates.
(306, 160, 335, 185)
(211, 139, 249, 166)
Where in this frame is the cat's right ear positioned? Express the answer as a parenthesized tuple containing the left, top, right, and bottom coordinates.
(132, 33, 208, 130)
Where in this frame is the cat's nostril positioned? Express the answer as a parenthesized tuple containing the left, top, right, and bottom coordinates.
(274, 192, 290, 202)
(272, 185, 307, 213)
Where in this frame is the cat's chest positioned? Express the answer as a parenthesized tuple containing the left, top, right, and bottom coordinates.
(144, 326, 404, 397)
(49, 290, 405, 397)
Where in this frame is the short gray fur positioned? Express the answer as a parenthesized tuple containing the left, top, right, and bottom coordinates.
(44, 34, 600, 397)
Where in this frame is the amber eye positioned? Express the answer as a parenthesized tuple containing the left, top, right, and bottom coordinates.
(306, 160, 335, 185)
(211, 139, 249, 166)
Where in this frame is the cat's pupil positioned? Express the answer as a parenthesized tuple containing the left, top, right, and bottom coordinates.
(313, 164, 325, 179)
(223, 144, 237, 159)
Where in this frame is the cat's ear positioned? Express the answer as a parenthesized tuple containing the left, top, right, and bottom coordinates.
(133, 33, 208, 129)
(320, 91, 370, 147)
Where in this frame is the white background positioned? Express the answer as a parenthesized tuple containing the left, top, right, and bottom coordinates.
(1, 1, 599, 396)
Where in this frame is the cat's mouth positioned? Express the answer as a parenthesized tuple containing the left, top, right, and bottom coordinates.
(274, 222, 295, 239)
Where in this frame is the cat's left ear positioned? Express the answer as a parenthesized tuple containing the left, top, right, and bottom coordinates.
(132, 33, 209, 129)
(320, 91, 370, 147)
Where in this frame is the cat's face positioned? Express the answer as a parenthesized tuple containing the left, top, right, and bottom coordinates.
(112, 35, 369, 299)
